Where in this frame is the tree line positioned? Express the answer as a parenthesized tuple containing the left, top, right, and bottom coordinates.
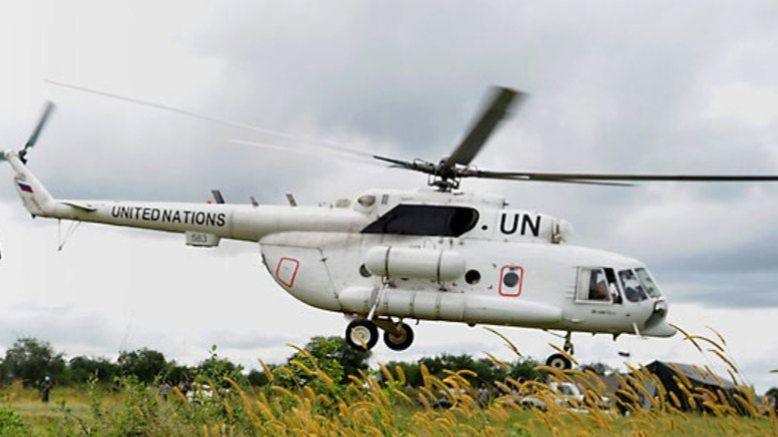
(0, 336, 547, 389)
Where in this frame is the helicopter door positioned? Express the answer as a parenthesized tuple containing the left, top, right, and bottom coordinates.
(499, 265, 524, 297)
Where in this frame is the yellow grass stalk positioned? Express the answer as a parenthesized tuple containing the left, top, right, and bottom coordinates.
(707, 348, 739, 375)
(670, 323, 703, 353)
(394, 365, 407, 385)
(483, 327, 523, 357)
(258, 359, 274, 384)
(379, 364, 394, 383)
(484, 352, 510, 370)
(689, 334, 725, 353)
(172, 386, 189, 405)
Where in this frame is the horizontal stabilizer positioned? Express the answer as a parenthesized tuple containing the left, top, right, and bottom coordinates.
(61, 201, 97, 212)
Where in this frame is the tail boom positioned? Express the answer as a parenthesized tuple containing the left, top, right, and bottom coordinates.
(2, 150, 369, 242)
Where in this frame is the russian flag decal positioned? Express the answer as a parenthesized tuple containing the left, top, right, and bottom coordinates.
(18, 182, 33, 193)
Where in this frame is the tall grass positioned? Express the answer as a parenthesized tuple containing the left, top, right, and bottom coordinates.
(2, 325, 776, 436)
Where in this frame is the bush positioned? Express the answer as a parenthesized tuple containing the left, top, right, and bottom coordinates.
(0, 406, 30, 436)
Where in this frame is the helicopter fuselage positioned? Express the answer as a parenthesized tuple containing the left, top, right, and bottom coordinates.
(3, 150, 674, 340)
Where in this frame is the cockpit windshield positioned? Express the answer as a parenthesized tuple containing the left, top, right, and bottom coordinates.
(636, 268, 662, 298)
(618, 269, 649, 302)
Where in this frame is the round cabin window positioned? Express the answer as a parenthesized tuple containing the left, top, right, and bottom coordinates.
(503, 271, 520, 288)
(465, 269, 481, 285)
(359, 264, 372, 278)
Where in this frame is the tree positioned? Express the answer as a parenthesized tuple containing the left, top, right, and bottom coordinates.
(418, 354, 507, 385)
(2, 338, 65, 386)
(281, 336, 369, 388)
(247, 368, 271, 387)
(67, 356, 118, 383)
(383, 361, 422, 386)
(767, 387, 778, 408)
(117, 348, 167, 383)
(196, 345, 245, 387)
(163, 362, 194, 386)
(507, 358, 543, 382)
(335, 337, 371, 382)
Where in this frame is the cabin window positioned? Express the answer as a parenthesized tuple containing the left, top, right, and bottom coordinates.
(465, 269, 481, 285)
(576, 268, 613, 303)
(619, 269, 649, 302)
(587, 269, 610, 302)
(503, 271, 520, 287)
(361, 204, 479, 237)
(604, 268, 622, 304)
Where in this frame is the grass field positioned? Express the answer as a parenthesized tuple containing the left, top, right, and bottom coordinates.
(1, 382, 775, 436)
(1, 328, 776, 436)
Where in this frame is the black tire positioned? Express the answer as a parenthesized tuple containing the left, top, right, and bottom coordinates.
(383, 322, 414, 351)
(345, 320, 379, 350)
(546, 353, 572, 370)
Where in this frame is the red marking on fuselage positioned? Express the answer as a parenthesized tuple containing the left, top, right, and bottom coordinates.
(498, 264, 524, 297)
(275, 257, 300, 288)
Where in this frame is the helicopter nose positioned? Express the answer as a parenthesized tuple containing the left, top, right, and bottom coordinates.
(641, 299, 675, 337)
(642, 320, 676, 337)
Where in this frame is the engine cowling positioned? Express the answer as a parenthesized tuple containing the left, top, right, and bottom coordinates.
(364, 246, 466, 282)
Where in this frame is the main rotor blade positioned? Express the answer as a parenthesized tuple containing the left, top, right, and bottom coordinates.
(442, 87, 525, 169)
(475, 172, 633, 187)
(373, 155, 438, 174)
(476, 170, 778, 183)
(45, 79, 373, 159)
(24, 101, 55, 151)
(231, 139, 385, 167)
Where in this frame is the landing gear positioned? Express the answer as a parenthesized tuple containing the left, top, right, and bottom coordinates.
(546, 353, 572, 370)
(545, 331, 574, 370)
(382, 322, 414, 351)
(345, 319, 379, 350)
(345, 318, 415, 351)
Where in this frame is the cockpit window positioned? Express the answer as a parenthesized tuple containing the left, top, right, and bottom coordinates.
(361, 204, 479, 237)
(618, 269, 649, 302)
(636, 268, 661, 298)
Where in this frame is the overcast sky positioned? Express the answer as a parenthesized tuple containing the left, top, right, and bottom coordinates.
(1, 0, 777, 391)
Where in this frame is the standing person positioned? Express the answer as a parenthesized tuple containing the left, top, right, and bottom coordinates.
(39, 376, 53, 403)
(159, 381, 171, 401)
(477, 383, 490, 407)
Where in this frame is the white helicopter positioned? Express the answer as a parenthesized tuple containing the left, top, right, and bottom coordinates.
(5, 85, 778, 370)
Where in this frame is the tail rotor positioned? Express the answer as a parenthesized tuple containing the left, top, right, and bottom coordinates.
(18, 101, 55, 164)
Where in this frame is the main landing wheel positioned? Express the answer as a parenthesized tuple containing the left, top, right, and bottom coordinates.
(345, 320, 379, 351)
(383, 322, 414, 351)
(546, 353, 572, 370)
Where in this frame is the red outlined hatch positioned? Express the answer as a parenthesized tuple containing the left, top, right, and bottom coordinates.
(498, 265, 524, 297)
(275, 257, 300, 288)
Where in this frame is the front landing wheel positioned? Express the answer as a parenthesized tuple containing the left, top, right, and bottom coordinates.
(383, 322, 414, 351)
(345, 320, 379, 351)
(546, 353, 572, 370)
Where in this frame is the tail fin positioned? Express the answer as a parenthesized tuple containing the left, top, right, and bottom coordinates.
(2, 150, 56, 217)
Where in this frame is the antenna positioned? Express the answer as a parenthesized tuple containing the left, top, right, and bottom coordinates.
(285, 193, 298, 207)
(211, 189, 225, 204)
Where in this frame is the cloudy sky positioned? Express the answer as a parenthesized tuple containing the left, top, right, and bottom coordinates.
(1, 0, 777, 391)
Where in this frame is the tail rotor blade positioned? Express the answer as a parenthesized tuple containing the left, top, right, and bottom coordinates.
(24, 101, 55, 151)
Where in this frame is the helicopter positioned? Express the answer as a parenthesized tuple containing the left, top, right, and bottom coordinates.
(4, 85, 778, 370)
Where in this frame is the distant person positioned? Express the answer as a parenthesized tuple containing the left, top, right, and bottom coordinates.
(477, 383, 489, 407)
(159, 381, 171, 401)
(39, 376, 53, 403)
